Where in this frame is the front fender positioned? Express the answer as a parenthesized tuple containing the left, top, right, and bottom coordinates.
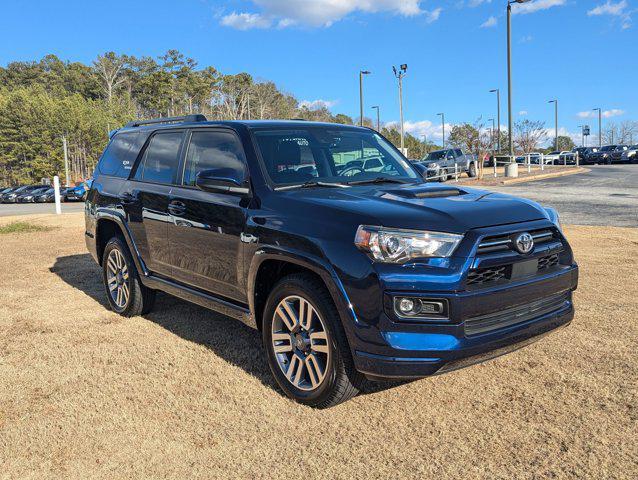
(246, 245, 362, 349)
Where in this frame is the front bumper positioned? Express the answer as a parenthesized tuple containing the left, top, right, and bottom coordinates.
(351, 265, 578, 380)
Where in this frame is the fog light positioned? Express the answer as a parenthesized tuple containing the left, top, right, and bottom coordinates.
(393, 296, 448, 321)
(398, 297, 419, 315)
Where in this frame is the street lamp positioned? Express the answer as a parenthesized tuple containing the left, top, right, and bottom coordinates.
(393, 64, 408, 152)
(548, 99, 558, 151)
(593, 108, 602, 147)
(489, 89, 501, 152)
(371, 105, 380, 132)
(507, 0, 532, 158)
(489, 118, 496, 151)
(359, 70, 371, 127)
(437, 113, 445, 148)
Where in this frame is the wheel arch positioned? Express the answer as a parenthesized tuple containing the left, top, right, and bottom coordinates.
(94, 213, 148, 277)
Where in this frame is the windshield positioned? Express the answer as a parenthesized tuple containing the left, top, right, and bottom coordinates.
(424, 151, 446, 161)
(600, 146, 615, 151)
(253, 127, 419, 187)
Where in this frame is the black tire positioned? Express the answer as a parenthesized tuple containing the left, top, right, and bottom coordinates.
(438, 168, 448, 182)
(102, 236, 155, 316)
(468, 162, 477, 178)
(262, 273, 364, 408)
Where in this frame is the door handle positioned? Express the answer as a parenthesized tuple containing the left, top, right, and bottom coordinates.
(168, 200, 186, 216)
(119, 192, 138, 205)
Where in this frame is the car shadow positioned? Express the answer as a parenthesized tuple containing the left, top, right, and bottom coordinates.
(51, 254, 412, 398)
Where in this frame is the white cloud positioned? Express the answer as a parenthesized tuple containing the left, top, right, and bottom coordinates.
(577, 109, 625, 119)
(425, 7, 443, 23)
(588, 0, 628, 16)
(512, 0, 566, 15)
(520, 34, 534, 42)
(220, 0, 430, 29)
(480, 16, 498, 28)
(299, 99, 338, 110)
(220, 12, 272, 30)
(385, 119, 450, 142)
(519, 110, 528, 116)
(469, 0, 492, 7)
(587, 1, 632, 29)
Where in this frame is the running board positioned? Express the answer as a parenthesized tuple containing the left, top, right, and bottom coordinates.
(143, 275, 256, 329)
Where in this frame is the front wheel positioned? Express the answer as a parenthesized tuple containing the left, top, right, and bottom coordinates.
(438, 168, 448, 182)
(468, 162, 477, 178)
(102, 237, 155, 316)
(262, 274, 363, 408)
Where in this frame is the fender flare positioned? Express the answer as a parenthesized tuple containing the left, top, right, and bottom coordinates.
(246, 246, 361, 342)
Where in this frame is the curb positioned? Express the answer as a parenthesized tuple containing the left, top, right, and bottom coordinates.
(498, 167, 589, 185)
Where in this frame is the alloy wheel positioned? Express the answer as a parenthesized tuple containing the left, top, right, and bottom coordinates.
(271, 295, 330, 391)
(106, 248, 130, 309)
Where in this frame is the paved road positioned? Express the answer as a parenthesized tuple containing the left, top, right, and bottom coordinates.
(0, 202, 85, 217)
(483, 164, 638, 228)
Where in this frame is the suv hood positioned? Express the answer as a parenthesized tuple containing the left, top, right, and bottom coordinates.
(276, 183, 549, 234)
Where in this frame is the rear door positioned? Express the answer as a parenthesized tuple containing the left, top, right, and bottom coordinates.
(123, 129, 185, 276)
(167, 128, 249, 302)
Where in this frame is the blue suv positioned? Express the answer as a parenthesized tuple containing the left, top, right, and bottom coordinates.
(85, 115, 578, 408)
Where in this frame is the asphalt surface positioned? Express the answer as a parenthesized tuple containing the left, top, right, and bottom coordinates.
(1, 165, 636, 227)
(0, 201, 85, 217)
(483, 164, 638, 228)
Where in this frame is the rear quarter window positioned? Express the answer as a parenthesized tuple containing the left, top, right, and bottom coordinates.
(97, 132, 147, 178)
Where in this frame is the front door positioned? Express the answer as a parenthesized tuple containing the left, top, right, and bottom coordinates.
(167, 129, 249, 303)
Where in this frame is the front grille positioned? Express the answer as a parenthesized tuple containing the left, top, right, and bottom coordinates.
(467, 265, 509, 286)
(538, 253, 559, 271)
(464, 292, 571, 336)
(477, 228, 555, 254)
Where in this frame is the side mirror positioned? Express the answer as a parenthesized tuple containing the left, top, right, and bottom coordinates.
(195, 168, 249, 194)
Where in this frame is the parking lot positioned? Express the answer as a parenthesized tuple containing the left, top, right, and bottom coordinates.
(484, 164, 638, 227)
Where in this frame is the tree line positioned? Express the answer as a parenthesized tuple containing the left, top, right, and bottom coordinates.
(0, 51, 434, 185)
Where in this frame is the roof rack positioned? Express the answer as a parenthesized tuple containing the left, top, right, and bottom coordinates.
(124, 114, 207, 128)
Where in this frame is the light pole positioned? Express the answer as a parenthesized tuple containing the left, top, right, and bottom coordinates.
(359, 70, 371, 126)
(507, 1, 532, 158)
(593, 108, 602, 147)
(437, 112, 445, 148)
(489, 118, 496, 151)
(549, 99, 558, 150)
(393, 64, 408, 151)
(371, 105, 380, 132)
(489, 89, 501, 152)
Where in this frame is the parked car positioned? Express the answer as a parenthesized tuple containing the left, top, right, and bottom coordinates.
(17, 186, 51, 203)
(2, 185, 48, 203)
(85, 115, 578, 407)
(515, 152, 543, 164)
(544, 151, 561, 164)
(572, 147, 598, 165)
(85, 116, 578, 408)
(588, 145, 626, 164)
(621, 145, 638, 163)
(66, 182, 89, 201)
(417, 148, 479, 182)
(34, 187, 56, 202)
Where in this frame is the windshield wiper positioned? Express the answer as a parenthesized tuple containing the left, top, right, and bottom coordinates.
(274, 181, 350, 191)
(346, 177, 413, 186)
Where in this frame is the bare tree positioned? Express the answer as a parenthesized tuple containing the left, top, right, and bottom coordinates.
(514, 119, 546, 153)
(93, 52, 128, 103)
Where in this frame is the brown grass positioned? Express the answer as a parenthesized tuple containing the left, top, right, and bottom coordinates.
(0, 213, 636, 479)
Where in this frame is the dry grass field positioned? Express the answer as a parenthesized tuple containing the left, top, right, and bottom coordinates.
(0, 213, 636, 479)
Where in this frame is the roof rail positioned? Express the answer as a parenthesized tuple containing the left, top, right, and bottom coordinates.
(124, 114, 207, 128)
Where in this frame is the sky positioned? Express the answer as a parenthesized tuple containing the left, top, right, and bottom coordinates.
(1, 0, 636, 146)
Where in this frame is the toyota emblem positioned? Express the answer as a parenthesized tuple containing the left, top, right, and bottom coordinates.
(515, 232, 534, 254)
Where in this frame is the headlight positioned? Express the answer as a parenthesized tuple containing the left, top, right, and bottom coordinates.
(544, 207, 561, 231)
(428, 163, 439, 169)
(355, 226, 463, 263)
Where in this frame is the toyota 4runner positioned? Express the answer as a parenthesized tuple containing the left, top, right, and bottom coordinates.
(85, 115, 578, 408)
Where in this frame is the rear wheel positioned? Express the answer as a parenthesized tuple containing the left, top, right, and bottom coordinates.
(102, 237, 155, 316)
(262, 274, 363, 408)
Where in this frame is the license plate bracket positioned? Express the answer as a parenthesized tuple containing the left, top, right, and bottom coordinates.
(510, 259, 539, 279)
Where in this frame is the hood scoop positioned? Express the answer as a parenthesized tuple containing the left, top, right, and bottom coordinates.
(386, 186, 467, 199)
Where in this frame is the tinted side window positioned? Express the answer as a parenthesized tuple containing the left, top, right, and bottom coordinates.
(136, 131, 184, 184)
(98, 132, 146, 178)
(182, 130, 246, 186)
(454, 149, 463, 157)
